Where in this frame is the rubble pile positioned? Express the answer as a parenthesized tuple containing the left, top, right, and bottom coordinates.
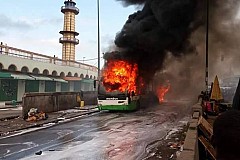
(26, 108, 48, 122)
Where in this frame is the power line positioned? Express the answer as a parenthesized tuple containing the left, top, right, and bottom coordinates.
(76, 56, 103, 62)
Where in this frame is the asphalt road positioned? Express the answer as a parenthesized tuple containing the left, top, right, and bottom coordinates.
(0, 100, 192, 160)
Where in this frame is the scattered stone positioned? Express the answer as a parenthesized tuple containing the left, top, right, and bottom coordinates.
(35, 151, 42, 155)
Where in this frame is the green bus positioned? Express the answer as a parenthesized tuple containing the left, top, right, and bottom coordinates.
(97, 87, 140, 111)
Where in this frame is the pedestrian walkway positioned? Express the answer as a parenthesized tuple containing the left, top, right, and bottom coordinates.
(0, 105, 99, 137)
(0, 101, 18, 109)
(0, 108, 21, 120)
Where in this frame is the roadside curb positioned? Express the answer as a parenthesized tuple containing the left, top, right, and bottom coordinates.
(177, 103, 201, 160)
(0, 115, 19, 121)
(0, 106, 17, 109)
(0, 109, 100, 139)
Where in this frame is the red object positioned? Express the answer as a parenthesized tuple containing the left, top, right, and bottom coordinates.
(206, 102, 212, 112)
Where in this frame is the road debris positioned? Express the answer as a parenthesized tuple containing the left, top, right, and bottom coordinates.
(35, 151, 42, 155)
(26, 108, 48, 122)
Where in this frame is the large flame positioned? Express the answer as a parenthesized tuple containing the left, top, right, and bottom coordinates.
(157, 82, 170, 103)
(103, 60, 138, 92)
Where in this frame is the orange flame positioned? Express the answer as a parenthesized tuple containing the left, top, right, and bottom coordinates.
(157, 82, 170, 103)
(103, 60, 138, 92)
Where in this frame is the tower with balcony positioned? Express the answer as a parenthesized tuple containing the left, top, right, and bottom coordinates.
(60, 0, 79, 61)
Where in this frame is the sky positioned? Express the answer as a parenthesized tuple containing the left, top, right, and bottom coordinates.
(0, 0, 136, 67)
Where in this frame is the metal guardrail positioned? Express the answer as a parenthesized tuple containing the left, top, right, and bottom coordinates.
(0, 44, 98, 72)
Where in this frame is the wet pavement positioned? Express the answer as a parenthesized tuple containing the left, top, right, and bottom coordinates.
(0, 101, 192, 160)
(0, 106, 98, 137)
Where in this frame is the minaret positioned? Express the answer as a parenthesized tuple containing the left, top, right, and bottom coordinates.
(59, 0, 79, 61)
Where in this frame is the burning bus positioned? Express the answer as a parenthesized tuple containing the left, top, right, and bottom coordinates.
(97, 59, 141, 111)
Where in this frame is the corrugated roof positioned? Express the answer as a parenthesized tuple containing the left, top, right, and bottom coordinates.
(52, 78, 68, 83)
(0, 72, 12, 78)
(11, 74, 35, 80)
(0, 72, 68, 83)
(29, 75, 53, 81)
(0, 72, 34, 80)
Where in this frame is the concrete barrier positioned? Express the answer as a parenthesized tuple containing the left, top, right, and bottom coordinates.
(82, 91, 97, 105)
(22, 92, 79, 118)
(178, 103, 202, 160)
(22, 91, 98, 119)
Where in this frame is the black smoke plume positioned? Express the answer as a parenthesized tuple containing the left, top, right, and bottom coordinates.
(104, 0, 240, 101)
(117, 0, 145, 6)
(104, 0, 200, 84)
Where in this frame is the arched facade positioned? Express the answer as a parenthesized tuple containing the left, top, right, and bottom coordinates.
(60, 72, 65, 78)
(32, 68, 40, 75)
(8, 64, 17, 71)
(21, 66, 29, 73)
(0, 63, 3, 70)
(0, 51, 97, 78)
(74, 73, 78, 77)
(52, 70, 58, 76)
(67, 72, 72, 77)
(43, 69, 49, 75)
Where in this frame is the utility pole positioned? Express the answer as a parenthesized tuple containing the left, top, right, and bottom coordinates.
(205, 0, 209, 93)
(97, 0, 100, 81)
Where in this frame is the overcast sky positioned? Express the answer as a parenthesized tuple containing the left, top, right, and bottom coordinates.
(0, 0, 136, 66)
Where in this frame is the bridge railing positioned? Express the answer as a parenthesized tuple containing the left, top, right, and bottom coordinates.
(0, 44, 98, 72)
